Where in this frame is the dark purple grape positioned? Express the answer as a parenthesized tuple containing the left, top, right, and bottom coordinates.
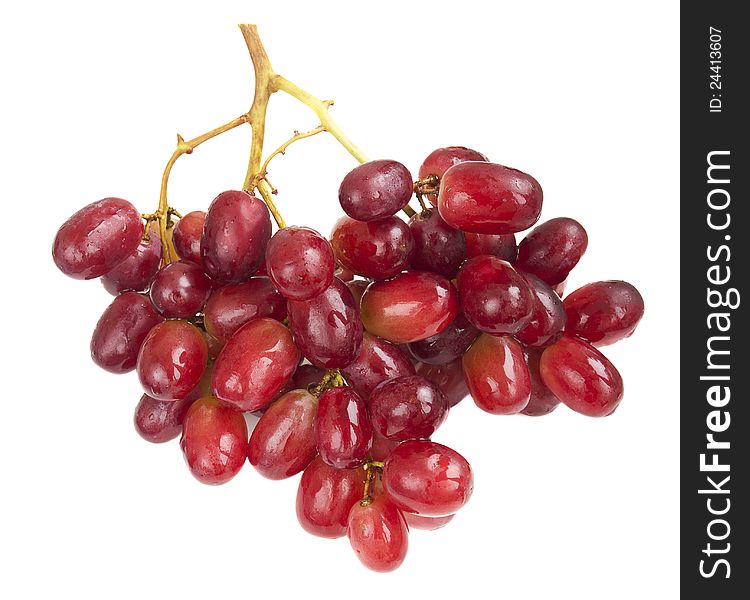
(415, 360, 469, 408)
(516, 217, 588, 285)
(408, 209, 466, 278)
(341, 332, 416, 399)
(101, 225, 162, 295)
(149, 260, 212, 319)
(134, 393, 197, 443)
(339, 160, 413, 221)
(407, 312, 479, 365)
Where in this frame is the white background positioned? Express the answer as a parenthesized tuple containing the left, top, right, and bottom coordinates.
(1, 1, 680, 598)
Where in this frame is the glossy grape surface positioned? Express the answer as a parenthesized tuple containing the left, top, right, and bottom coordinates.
(134, 393, 196, 443)
(563, 280, 645, 346)
(516, 217, 588, 285)
(203, 277, 286, 344)
(316, 387, 373, 469)
(338, 159, 413, 221)
(403, 512, 454, 531)
(346, 279, 369, 306)
(540, 336, 624, 417)
(91, 292, 163, 374)
(438, 162, 543, 234)
(149, 260, 212, 318)
(247, 389, 318, 479)
(462, 334, 530, 414)
(419, 146, 487, 206)
(266, 226, 335, 300)
(368, 375, 448, 440)
(296, 457, 365, 538)
(330, 215, 414, 280)
(53, 197, 144, 280)
(408, 209, 466, 278)
(457, 255, 534, 335)
(464, 232, 517, 262)
(416, 360, 469, 407)
(515, 273, 567, 347)
(341, 332, 416, 399)
(180, 396, 248, 485)
(521, 349, 560, 416)
(172, 210, 206, 263)
(101, 225, 162, 295)
(201, 190, 271, 283)
(347, 494, 409, 572)
(360, 272, 459, 343)
(383, 440, 473, 517)
(407, 312, 479, 365)
(212, 318, 300, 412)
(287, 277, 363, 369)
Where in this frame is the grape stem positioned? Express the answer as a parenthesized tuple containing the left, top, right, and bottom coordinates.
(310, 369, 345, 397)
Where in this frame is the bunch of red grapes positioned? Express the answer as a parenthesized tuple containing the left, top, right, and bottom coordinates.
(52, 146, 644, 572)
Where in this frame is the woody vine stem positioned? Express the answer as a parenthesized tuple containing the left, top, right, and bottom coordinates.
(147, 24, 415, 265)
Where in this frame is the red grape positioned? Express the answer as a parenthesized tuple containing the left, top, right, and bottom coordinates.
(521, 349, 560, 416)
(415, 360, 469, 407)
(134, 393, 196, 443)
(540, 336, 624, 417)
(266, 226, 335, 300)
(287, 277, 363, 369)
(91, 292, 163, 374)
(201, 190, 271, 284)
(101, 225, 162, 295)
(292, 363, 327, 391)
(172, 210, 206, 263)
(316, 387, 373, 469)
(203, 277, 286, 344)
(247, 389, 318, 479)
(368, 375, 448, 440)
(180, 396, 248, 485)
(137, 320, 207, 401)
(339, 160, 413, 221)
(462, 334, 530, 414)
(348, 494, 409, 572)
(515, 273, 567, 347)
(419, 146, 487, 206)
(341, 332, 416, 399)
(464, 231, 517, 262)
(149, 260, 212, 319)
(296, 456, 365, 538)
(563, 280, 645, 346)
(403, 512, 454, 531)
(53, 198, 144, 280)
(438, 162, 543, 234)
(407, 312, 479, 365)
(383, 440, 473, 517)
(408, 209, 466, 278)
(457, 255, 534, 335)
(212, 318, 300, 412)
(330, 215, 414, 280)
(360, 271, 459, 343)
(516, 217, 588, 285)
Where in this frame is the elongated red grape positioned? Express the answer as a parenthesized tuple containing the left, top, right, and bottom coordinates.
(407, 312, 479, 365)
(53, 197, 144, 279)
(201, 190, 271, 284)
(408, 209, 466, 278)
(91, 292, 163, 373)
(415, 360, 469, 407)
(464, 232, 517, 262)
(563, 281, 645, 346)
(266, 226, 335, 300)
(287, 277, 363, 369)
(368, 375, 448, 440)
(297, 457, 365, 538)
(180, 396, 247, 485)
(137, 320, 207, 400)
(134, 393, 196, 443)
(339, 160, 413, 221)
(330, 215, 414, 280)
(383, 440, 473, 517)
(403, 512, 454, 530)
(316, 387, 372, 469)
(101, 225, 162, 295)
(515, 274, 567, 347)
(516, 217, 588, 285)
(438, 162, 542, 234)
(341, 332, 415, 399)
(419, 146, 488, 206)
(521, 349, 560, 416)
(292, 363, 327, 391)
(149, 260, 212, 318)
(203, 277, 286, 344)
(172, 210, 205, 263)
(348, 494, 408, 572)
(247, 389, 317, 479)
(540, 336, 624, 417)
(462, 334, 530, 414)
(346, 279, 369, 306)
(212, 318, 300, 412)
(360, 272, 459, 343)
(457, 255, 534, 335)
